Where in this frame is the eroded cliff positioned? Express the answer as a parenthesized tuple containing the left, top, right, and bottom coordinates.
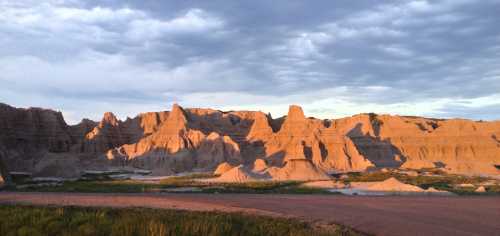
(0, 102, 498, 177)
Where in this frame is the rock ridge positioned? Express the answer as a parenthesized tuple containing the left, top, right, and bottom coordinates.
(0, 102, 498, 177)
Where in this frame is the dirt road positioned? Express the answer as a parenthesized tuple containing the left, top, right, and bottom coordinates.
(1, 192, 499, 236)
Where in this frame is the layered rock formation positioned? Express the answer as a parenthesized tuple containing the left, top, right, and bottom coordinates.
(0, 103, 75, 172)
(104, 104, 243, 175)
(0, 148, 11, 186)
(252, 159, 268, 172)
(0, 103, 72, 153)
(211, 165, 259, 183)
(267, 159, 332, 181)
(0, 102, 498, 178)
(214, 162, 235, 175)
(251, 105, 374, 172)
(335, 114, 500, 175)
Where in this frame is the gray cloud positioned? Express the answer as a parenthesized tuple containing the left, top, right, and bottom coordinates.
(0, 0, 499, 123)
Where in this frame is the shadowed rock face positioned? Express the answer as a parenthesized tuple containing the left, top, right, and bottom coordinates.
(0, 102, 499, 177)
(0, 148, 12, 186)
(0, 103, 72, 153)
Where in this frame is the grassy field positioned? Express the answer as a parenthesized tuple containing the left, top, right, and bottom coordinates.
(11, 179, 332, 194)
(6, 169, 499, 195)
(8, 173, 332, 194)
(0, 205, 362, 236)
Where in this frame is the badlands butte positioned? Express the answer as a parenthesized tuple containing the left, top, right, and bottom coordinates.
(0, 102, 499, 182)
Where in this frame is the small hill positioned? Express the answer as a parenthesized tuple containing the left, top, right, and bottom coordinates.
(213, 162, 235, 175)
(212, 165, 259, 183)
(365, 177, 424, 192)
(269, 159, 331, 181)
(475, 186, 486, 193)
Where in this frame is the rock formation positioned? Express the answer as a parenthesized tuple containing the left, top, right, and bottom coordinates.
(344, 177, 452, 195)
(364, 177, 424, 192)
(249, 105, 374, 172)
(0, 102, 498, 178)
(214, 162, 235, 175)
(267, 159, 331, 181)
(212, 165, 258, 182)
(252, 159, 268, 172)
(475, 186, 486, 193)
(0, 149, 9, 187)
(104, 104, 243, 174)
(0, 103, 72, 153)
(80, 112, 126, 153)
(336, 114, 500, 175)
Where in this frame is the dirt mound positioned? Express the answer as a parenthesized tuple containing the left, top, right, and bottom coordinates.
(475, 186, 486, 193)
(212, 165, 259, 183)
(213, 162, 235, 175)
(252, 159, 268, 172)
(365, 177, 424, 192)
(269, 159, 331, 181)
(424, 187, 451, 195)
(342, 179, 453, 195)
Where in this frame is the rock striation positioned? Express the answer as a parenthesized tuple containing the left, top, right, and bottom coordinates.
(212, 165, 258, 183)
(336, 114, 500, 175)
(214, 162, 235, 175)
(0, 102, 499, 178)
(267, 159, 332, 181)
(0, 148, 10, 187)
(250, 105, 374, 172)
(0, 103, 72, 153)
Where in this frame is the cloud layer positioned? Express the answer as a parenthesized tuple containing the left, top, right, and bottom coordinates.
(1, 0, 499, 123)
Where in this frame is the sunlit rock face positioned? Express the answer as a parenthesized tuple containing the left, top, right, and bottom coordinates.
(0, 102, 499, 177)
(252, 105, 375, 172)
(333, 114, 500, 175)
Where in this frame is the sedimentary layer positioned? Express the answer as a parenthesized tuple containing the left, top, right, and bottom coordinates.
(0, 102, 498, 177)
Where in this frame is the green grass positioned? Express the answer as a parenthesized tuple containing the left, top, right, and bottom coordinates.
(0, 205, 362, 236)
(341, 172, 397, 183)
(11, 179, 333, 194)
(9, 174, 334, 194)
(200, 181, 332, 194)
(11, 180, 155, 193)
(7, 169, 498, 195)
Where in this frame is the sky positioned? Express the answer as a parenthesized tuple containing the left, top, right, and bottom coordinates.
(1, 0, 500, 124)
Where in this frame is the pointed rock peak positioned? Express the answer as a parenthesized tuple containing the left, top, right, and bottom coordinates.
(279, 105, 306, 134)
(168, 103, 188, 122)
(101, 112, 119, 126)
(161, 103, 188, 133)
(171, 103, 183, 112)
(247, 112, 273, 139)
(287, 105, 305, 121)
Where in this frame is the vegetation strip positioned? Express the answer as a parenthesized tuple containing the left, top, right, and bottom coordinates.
(6, 169, 499, 195)
(0, 205, 363, 236)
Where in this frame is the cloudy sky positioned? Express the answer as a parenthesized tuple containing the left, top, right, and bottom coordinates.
(1, 0, 500, 123)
